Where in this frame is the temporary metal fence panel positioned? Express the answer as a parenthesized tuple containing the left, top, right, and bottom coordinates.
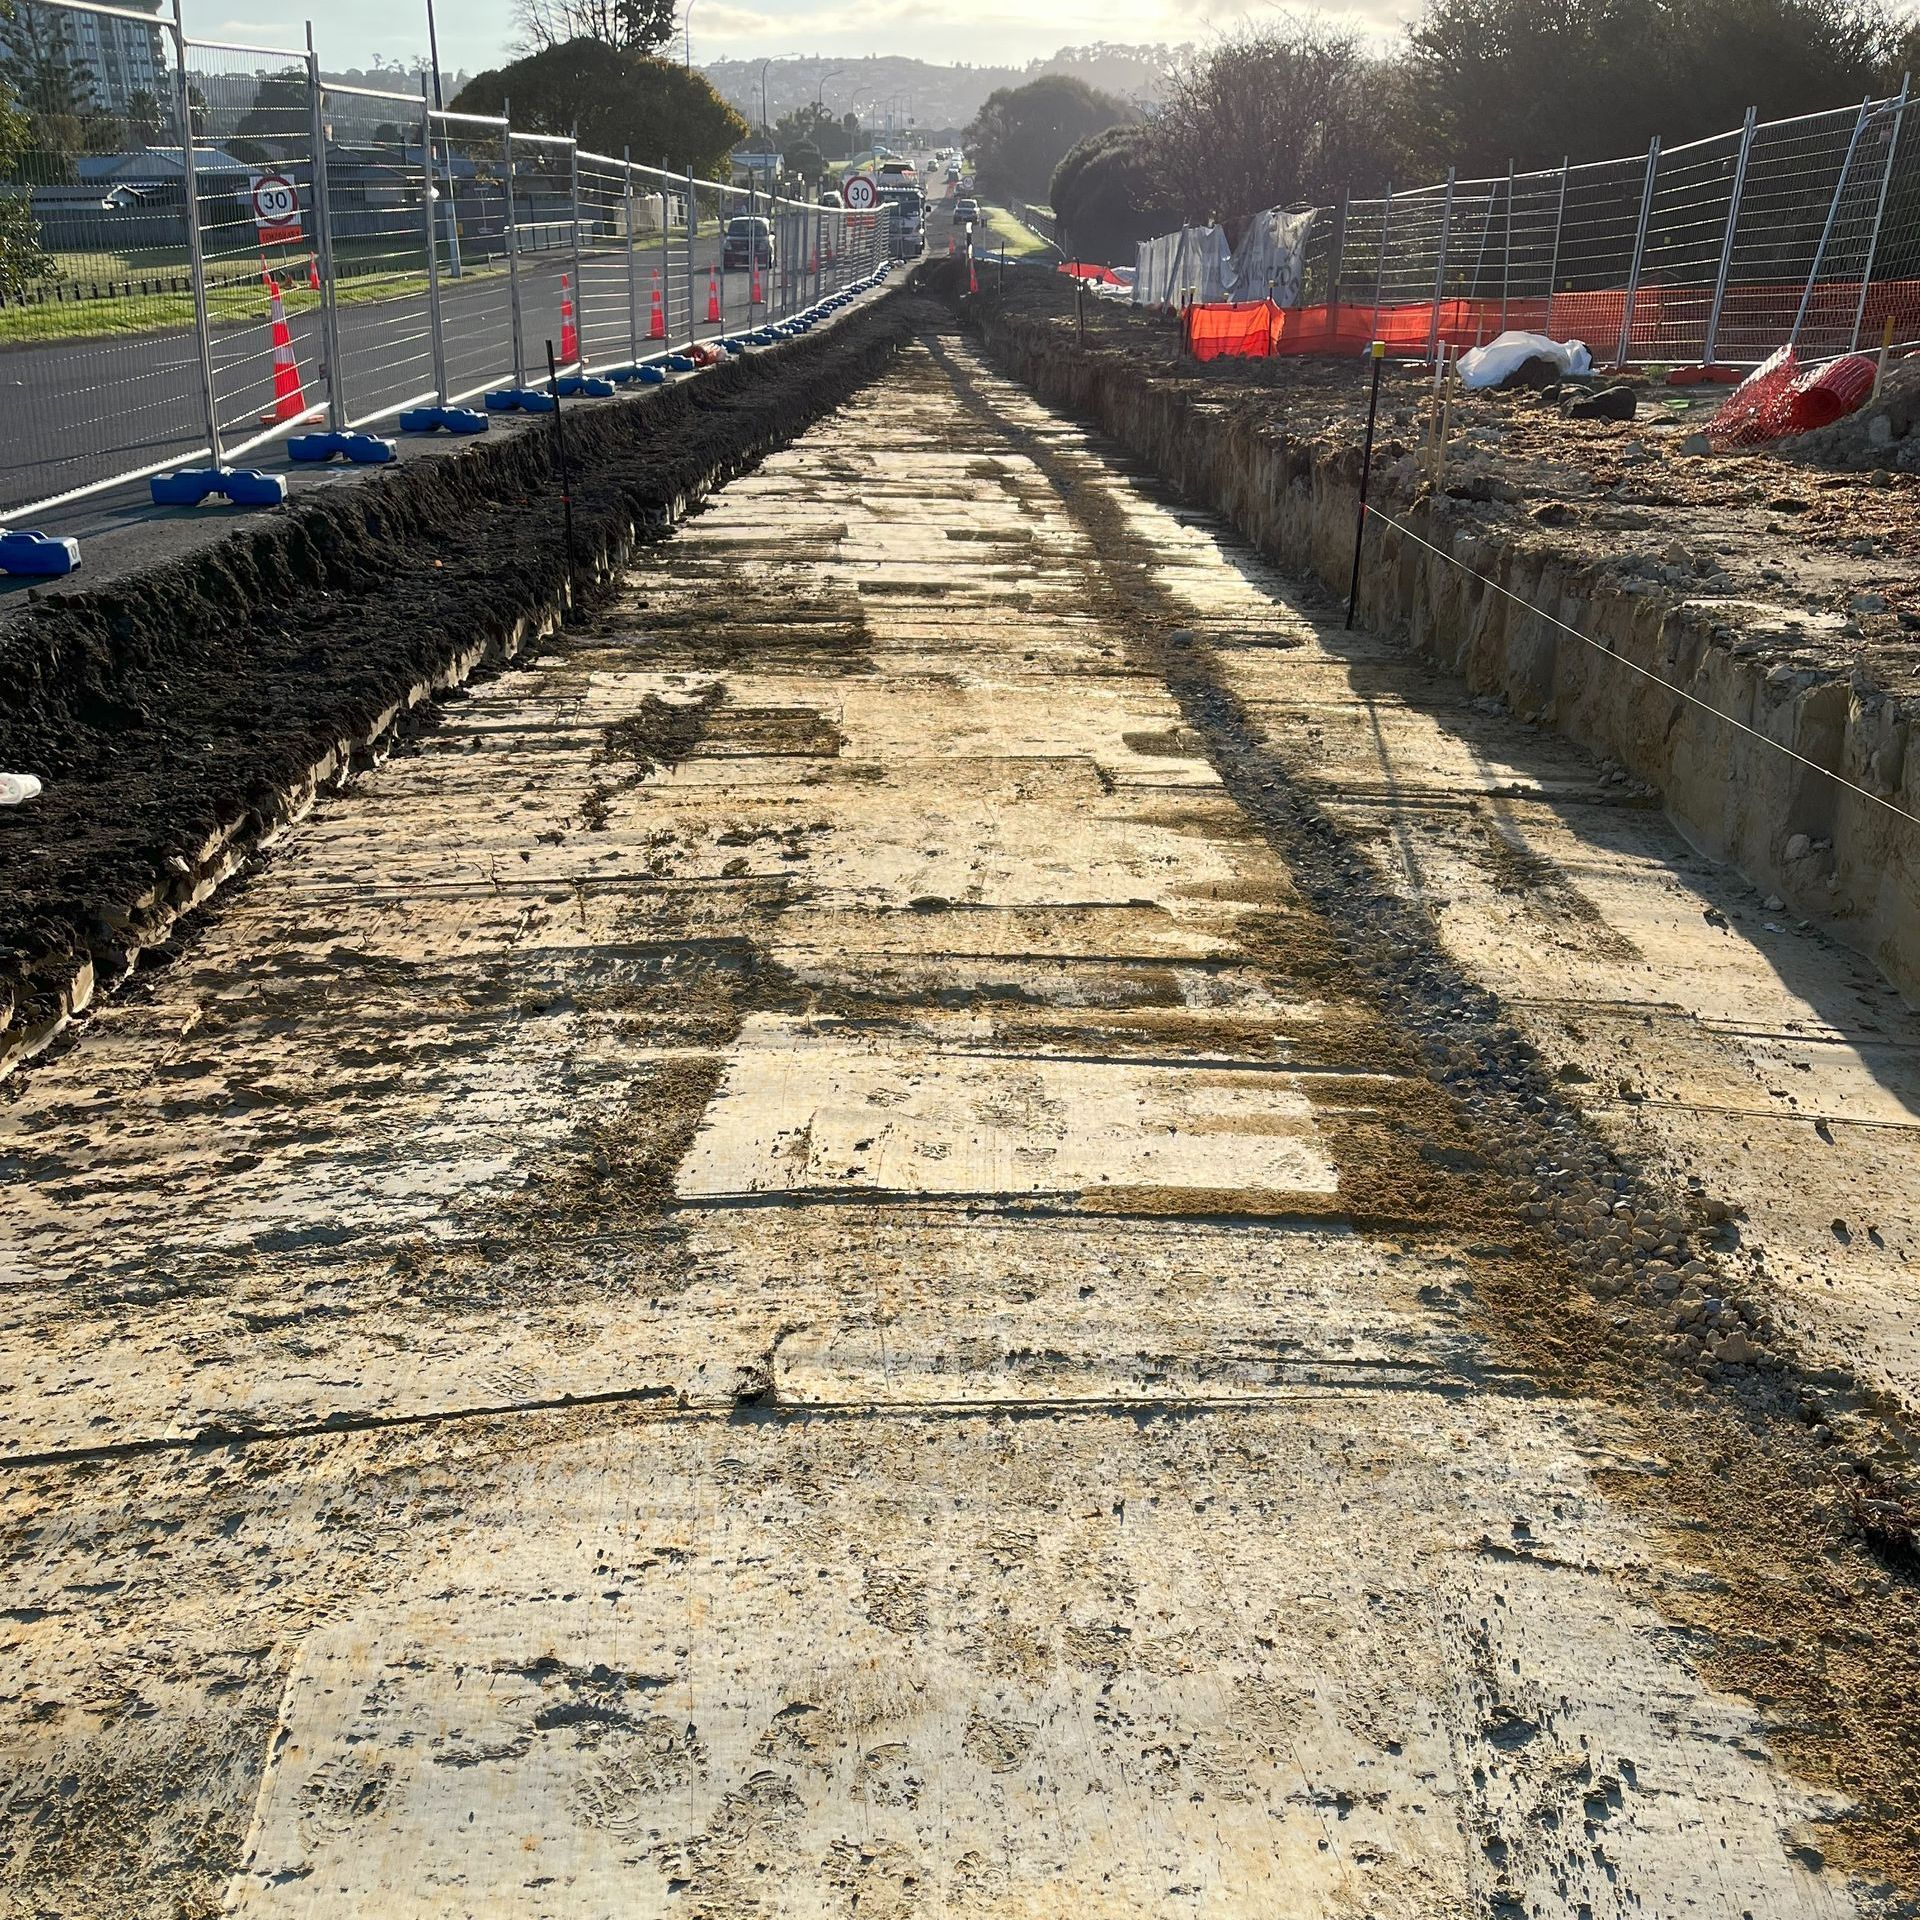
(428, 109, 514, 404)
(575, 148, 634, 366)
(315, 77, 438, 427)
(0, 0, 213, 515)
(506, 131, 577, 378)
(2, 1, 894, 526)
(182, 33, 326, 462)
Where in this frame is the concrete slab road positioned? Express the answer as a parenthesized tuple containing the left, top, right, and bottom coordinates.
(1, 320, 1916, 1915)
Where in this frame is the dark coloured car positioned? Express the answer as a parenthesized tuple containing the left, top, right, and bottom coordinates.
(722, 216, 775, 270)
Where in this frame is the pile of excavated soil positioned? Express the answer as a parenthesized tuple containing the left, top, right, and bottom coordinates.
(0, 294, 920, 1059)
(997, 275, 1920, 697)
(1779, 356, 1920, 470)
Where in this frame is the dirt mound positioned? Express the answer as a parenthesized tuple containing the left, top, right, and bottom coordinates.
(1777, 356, 1920, 470)
(0, 292, 922, 1067)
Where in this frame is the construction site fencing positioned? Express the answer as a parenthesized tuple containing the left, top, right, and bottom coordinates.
(1144, 86, 1915, 369)
(0, 0, 888, 524)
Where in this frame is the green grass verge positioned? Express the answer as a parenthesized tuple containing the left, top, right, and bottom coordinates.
(977, 205, 1052, 261)
(0, 255, 510, 348)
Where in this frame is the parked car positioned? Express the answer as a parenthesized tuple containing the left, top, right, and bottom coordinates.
(722, 216, 774, 270)
(953, 197, 980, 226)
(819, 186, 843, 206)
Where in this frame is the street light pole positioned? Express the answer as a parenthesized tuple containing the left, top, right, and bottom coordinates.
(683, 0, 696, 69)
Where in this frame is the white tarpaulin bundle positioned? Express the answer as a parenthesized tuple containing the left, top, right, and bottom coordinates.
(1455, 330, 1593, 388)
(1135, 209, 1318, 310)
(1133, 225, 1233, 307)
(1225, 207, 1317, 307)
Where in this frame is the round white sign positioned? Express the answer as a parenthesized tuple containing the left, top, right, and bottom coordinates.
(250, 171, 299, 227)
(843, 173, 878, 211)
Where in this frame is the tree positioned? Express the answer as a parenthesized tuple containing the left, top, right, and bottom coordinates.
(1050, 122, 1166, 263)
(1155, 19, 1393, 221)
(1400, 0, 1902, 172)
(230, 67, 309, 165)
(967, 75, 1136, 199)
(773, 101, 852, 161)
(514, 0, 678, 56)
(124, 87, 165, 145)
(0, 1, 91, 184)
(0, 4, 51, 297)
(453, 39, 746, 177)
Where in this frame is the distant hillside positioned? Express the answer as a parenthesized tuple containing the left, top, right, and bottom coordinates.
(702, 44, 1179, 138)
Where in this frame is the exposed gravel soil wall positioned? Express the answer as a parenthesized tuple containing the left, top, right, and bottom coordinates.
(0, 291, 916, 1073)
(967, 281, 1920, 1006)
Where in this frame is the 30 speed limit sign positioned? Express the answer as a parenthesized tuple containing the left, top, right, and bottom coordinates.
(842, 173, 878, 211)
(249, 169, 303, 244)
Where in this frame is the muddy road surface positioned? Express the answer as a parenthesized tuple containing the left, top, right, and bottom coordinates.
(3, 318, 1919, 1918)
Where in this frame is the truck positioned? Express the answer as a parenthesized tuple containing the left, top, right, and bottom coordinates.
(875, 178, 925, 258)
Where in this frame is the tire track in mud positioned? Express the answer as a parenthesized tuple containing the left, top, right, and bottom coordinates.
(923, 323, 1920, 1895)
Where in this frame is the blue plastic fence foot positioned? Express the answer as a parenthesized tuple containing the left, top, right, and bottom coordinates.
(638, 364, 668, 384)
(402, 406, 491, 435)
(151, 468, 218, 506)
(220, 469, 288, 506)
(0, 528, 81, 578)
(517, 389, 558, 414)
(484, 389, 521, 412)
(556, 374, 616, 398)
(664, 354, 695, 372)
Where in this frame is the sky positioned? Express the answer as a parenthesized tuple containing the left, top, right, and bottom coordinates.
(189, 0, 1385, 77)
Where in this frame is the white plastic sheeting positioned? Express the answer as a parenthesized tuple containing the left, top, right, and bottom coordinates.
(1229, 208, 1317, 307)
(1134, 225, 1234, 307)
(1455, 330, 1593, 388)
(1134, 208, 1318, 309)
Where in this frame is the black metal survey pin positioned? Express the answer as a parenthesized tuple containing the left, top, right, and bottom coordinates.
(546, 339, 577, 600)
(1346, 338, 1387, 630)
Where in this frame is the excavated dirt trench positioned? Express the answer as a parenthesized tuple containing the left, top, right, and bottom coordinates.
(0, 282, 914, 1075)
(2, 317, 1919, 1917)
(966, 279, 1920, 1009)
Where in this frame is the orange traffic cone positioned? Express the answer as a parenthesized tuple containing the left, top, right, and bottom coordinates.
(559, 272, 579, 362)
(751, 263, 763, 305)
(969, 260, 979, 295)
(705, 264, 720, 324)
(258, 274, 308, 424)
(808, 239, 818, 272)
(947, 235, 955, 256)
(308, 253, 321, 291)
(648, 269, 665, 340)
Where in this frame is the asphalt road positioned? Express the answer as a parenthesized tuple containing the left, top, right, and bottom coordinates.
(0, 252, 891, 617)
(1, 239, 871, 526)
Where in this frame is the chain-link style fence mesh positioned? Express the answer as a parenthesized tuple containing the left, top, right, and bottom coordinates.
(2, 0, 889, 523)
(431, 110, 514, 406)
(1169, 85, 1917, 370)
(183, 35, 322, 460)
(0, 0, 211, 506)
(316, 79, 437, 427)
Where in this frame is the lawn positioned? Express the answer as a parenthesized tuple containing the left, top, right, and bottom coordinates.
(977, 204, 1054, 261)
(0, 247, 504, 348)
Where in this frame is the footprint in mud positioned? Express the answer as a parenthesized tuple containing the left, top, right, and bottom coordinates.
(297, 1752, 394, 1845)
(961, 1709, 1036, 1774)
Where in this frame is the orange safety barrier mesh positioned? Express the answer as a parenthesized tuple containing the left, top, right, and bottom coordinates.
(1182, 276, 1920, 363)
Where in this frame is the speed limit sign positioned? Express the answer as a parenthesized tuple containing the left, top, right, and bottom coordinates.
(249, 169, 302, 243)
(843, 173, 878, 211)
